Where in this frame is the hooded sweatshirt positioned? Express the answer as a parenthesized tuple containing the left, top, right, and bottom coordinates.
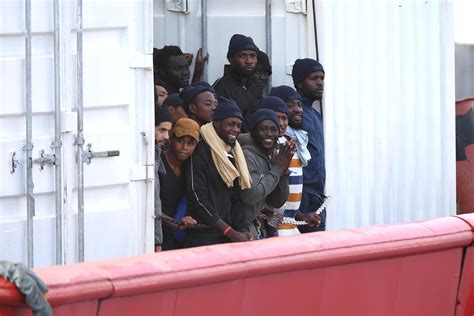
(238, 133, 289, 236)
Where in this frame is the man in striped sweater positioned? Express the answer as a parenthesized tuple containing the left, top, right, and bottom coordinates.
(265, 89, 322, 235)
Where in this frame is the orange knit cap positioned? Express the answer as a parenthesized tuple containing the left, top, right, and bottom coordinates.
(173, 118, 200, 141)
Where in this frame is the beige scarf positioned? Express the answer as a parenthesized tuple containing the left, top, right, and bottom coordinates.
(200, 123, 252, 189)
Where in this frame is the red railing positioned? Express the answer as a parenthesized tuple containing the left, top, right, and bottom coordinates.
(2, 214, 474, 316)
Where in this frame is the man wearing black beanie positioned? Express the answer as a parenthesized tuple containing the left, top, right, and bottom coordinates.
(292, 58, 327, 233)
(185, 97, 253, 247)
(213, 34, 262, 133)
(154, 107, 173, 251)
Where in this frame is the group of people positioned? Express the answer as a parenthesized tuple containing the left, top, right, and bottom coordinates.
(153, 34, 327, 251)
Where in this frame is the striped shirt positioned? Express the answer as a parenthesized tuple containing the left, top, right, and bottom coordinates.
(276, 136, 303, 219)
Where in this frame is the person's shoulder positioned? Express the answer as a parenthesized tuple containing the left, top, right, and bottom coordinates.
(194, 140, 210, 154)
(237, 132, 253, 146)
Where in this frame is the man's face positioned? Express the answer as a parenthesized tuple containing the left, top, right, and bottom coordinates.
(253, 67, 270, 90)
(252, 120, 279, 152)
(298, 70, 325, 101)
(164, 55, 190, 89)
(213, 117, 242, 145)
(155, 84, 168, 107)
(228, 50, 257, 78)
(287, 99, 303, 129)
(189, 91, 216, 125)
(171, 135, 198, 162)
(155, 122, 172, 148)
(275, 112, 288, 136)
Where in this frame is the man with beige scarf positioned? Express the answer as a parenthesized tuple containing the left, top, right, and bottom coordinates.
(184, 97, 253, 247)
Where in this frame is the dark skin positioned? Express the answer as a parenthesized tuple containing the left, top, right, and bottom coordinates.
(228, 50, 257, 83)
(296, 211, 321, 228)
(168, 105, 188, 124)
(271, 139, 296, 172)
(252, 120, 280, 154)
(294, 72, 324, 226)
(286, 99, 303, 129)
(212, 117, 253, 242)
(213, 117, 242, 145)
(296, 70, 325, 101)
(275, 112, 288, 136)
(253, 67, 270, 91)
(188, 91, 216, 126)
(158, 55, 190, 93)
(184, 48, 210, 84)
(252, 120, 296, 170)
(161, 135, 198, 231)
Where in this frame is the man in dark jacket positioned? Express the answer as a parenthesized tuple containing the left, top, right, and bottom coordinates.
(185, 97, 253, 247)
(239, 108, 294, 238)
(154, 46, 190, 94)
(179, 82, 217, 126)
(213, 34, 262, 132)
(155, 107, 173, 251)
(253, 51, 272, 94)
(292, 58, 327, 232)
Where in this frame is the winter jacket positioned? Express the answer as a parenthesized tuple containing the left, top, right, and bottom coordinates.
(300, 95, 325, 201)
(154, 145, 165, 247)
(213, 65, 262, 132)
(185, 140, 247, 245)
(238, 134, 289, 233)
(299, 94, 327, 232)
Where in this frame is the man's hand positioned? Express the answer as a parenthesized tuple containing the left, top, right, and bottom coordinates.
(194, 48, 209, 71)
(178, 216, 197, 229)
(227, 229, 253, 242)
(296, 212, 321, 228)
(191, 48, 209, 83)
(271, 139, 296, 171)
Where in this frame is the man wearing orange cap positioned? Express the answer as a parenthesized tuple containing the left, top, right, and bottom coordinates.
(160, 118, 200, 250)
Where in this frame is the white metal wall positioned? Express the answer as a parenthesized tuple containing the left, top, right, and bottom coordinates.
(315, 0, 456, 230)
(153, 0, 310, 86)
(0, 0, 154, 267)
(154, 0, 456, 231)
(454, 0, 474, 99)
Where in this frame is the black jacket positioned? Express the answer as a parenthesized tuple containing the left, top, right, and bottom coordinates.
(185, 140, 247, 241)
(213, 65, 262, 132)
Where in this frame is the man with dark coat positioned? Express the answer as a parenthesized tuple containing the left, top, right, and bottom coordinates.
(154, 107, 173, 251)
(185, 97, 253, 247)
(154, 46, 190, 94)
(253, 51, 272, 94)
(213, 34, 262, 133)
(239, 108, 294, 238)
(179, 82, 217, 126)
(292, 58, 327, 232)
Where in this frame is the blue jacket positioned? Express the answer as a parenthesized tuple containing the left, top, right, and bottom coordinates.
(301, 95, 325, 205)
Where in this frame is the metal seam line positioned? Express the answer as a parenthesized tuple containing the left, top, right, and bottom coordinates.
(265, 0, 272, 95)
(76, 0, 85, 263)
(201, 0, 208, 82)
(53, 0, 63, 265)
(25, 0, 35, 269)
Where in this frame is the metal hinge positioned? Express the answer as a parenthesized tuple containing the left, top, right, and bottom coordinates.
(10, 151, 20, 174)
(286, 0, 307, 13)
(166, 0, 189, 13)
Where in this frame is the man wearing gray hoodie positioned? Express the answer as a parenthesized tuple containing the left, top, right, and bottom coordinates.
(239, 109, 295, 238)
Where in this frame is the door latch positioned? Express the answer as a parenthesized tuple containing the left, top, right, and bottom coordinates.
(83, 143, 120, 165)
(33, 150, 56, 171)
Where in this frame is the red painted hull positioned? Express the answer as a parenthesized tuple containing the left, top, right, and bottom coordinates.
(2, 214, 474, 315)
